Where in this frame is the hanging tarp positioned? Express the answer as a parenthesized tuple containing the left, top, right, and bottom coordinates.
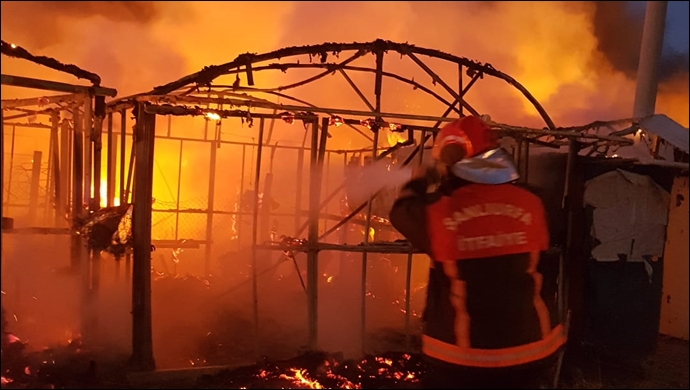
(583, 169, 669, 263)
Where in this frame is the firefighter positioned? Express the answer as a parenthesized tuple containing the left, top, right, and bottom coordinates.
(389, 115, 566, 389)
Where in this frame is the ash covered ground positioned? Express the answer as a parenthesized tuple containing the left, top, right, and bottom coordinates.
(2, 273, 688, 389)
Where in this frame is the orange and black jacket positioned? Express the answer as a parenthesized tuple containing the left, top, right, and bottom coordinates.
(389, 175, 566, 368)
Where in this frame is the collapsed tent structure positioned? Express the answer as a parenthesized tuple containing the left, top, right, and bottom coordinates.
(1, 36, 687, 389)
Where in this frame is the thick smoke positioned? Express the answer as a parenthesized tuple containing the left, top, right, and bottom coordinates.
(593, 1, 689, 82)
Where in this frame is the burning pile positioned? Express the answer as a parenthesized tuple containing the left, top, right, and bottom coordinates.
(1, 306, 102, 390)
(73, 204, 134, 258)
(194, 351, 424, 389)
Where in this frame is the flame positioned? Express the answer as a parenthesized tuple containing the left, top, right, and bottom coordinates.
(280, 368, 324, 389)
(205, 112, 221, 121)
(386, 129, 407, 147)
(89, 179, 121, 208)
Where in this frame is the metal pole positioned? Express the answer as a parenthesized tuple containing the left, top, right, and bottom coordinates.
(45, 122, 54, 224)
(28, 151, 43, 225)
(324, 152, 331, 232)
(91, 104, 105, 340)
(404, 250, 413, 349)
(50, 112, 61, 227)
(174, 140, 183, 240)
(4, 126, 16, 216)
(83, 96, 93, 213)
(361, 49, 384, 353)
(294, 147, 304, 236)
(106, 113, 115, 207)
(205, 122, 219, 277)
(237, 145, 246, 247)
(250, 117, 265, 357)
(458, 64, 464, 117)
(125, 141, 135, 204)
(633, 1, 668, 119)
(119, 109, 127, 205)
(130, 103, 156, 371)
(306, 118, 329, 350)
(71, 107, 83, 270)
(59, 120, 70, 226)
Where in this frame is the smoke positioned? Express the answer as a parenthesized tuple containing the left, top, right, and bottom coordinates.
(1, 0, 688, 371)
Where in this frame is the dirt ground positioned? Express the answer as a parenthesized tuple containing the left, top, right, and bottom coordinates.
(558, 335, 689, 389)
(2, 333, 687, 389)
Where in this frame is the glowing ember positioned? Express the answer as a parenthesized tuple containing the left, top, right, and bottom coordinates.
(279, 368, 324, 389)
(205, 112, 221, 121)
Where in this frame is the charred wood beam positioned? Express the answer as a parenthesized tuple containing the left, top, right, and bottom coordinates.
(118, 39, 555, 132)
(181, 63, 461, 116)
(130, 103, 157, 371)
(1, 74, 117, 97)
(1, 40, 102, 86)
(232, 50, 367, 93)
(1, 93, 82, 109)
(137, 95, 459, 125)
(150, 40, 511, 96)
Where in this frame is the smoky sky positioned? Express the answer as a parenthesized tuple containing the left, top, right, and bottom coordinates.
(593, 1, 689, 82)
(2, 1, 688, 83)
(0, 1, 159, 50)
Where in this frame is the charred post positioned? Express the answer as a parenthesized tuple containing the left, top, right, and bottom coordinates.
(50, 111, 61, 226)
(28, 151, 42, 225)
(119, 109, 127, 206)
(70, 106, 84, 272)
(250, 117, 266, 357)
(106, 112, 115, 207)
(59, 118, 70, 227)
(130, 103, 157, 371)
(205, 121, 220, 277)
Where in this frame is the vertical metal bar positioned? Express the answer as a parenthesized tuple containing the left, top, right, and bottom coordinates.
(4, 126, 16, 215)
(174, 140, 184, 240)
(28, 151, 43, 225)
(106, 113, 115, 207)
(45, 121, 54, 223)
(83, 96, 93, 212)
(125, 141, 135, 204)
(560, 141, 578, 323)
(251, 117, 265, 357)
(205, 122, 219, 277)
(71, 107, 83, 271)
(458, 64, 464, 117)
(91, 107, 104, 340)
(119, 109, 127, 205)
(50, 112, 61, 226)
(237, 145, 246, 248)
(360, 50, 384, 353)
(130, 103, 157, 371)
(59, 120, 70, 226)
(324, 152, 331, 232)
(404, 250, 413, 349)
(294, 147, 304, 235)
(306, 118, 328, 350)
(120, 108, 129, 280)
(93, 113, 103, 212)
